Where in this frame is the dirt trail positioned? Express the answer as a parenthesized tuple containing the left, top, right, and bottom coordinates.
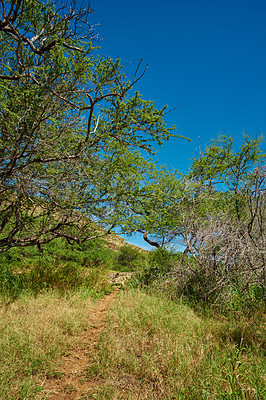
(40, 290, 118, 400)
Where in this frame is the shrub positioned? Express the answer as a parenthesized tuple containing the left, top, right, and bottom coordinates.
(0, 266, 23, 304)
(115, 245, 145, 272)
(138, 247, 173, 285)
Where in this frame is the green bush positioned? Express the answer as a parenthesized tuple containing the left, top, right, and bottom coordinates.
(0, 266, 23, 303)
(0, 237, 116, 302)
(0, 238, 117, 271)
(0, 262, 111, 302)
(138, 247, 173, 285)
(115, 245, 145, 272)
(42, 239, 116, 269)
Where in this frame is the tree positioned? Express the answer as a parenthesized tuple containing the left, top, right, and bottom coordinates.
(117, 132, 265, 306)
(0, 0, 179, 252)
(165, 134, 265, 305)
(186, 134, 265, 279)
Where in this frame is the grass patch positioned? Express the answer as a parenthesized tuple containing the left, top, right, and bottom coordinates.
(0, 261, 112, 305)
(88, 289, 266, 399)
(0, 291, 95, 400)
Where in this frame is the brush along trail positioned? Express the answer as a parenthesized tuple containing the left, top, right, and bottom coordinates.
(40, 289, 119, 400)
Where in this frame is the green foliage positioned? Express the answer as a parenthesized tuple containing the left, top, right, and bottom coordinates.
(0, 261, 111, 304)
(131, 133, 265, 313)
(24, 263, 111, 297)
(190, 133, 265, 189)
(115, 245, 145, 272)
(0, 266, 23, 303)
(0, 237, 116, 303)
(0, 0, 182, 252)
(138, 248, 173, 285)
(0, 238, 116, 270)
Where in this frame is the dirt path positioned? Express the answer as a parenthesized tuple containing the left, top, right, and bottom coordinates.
(40, 290, 118, 400)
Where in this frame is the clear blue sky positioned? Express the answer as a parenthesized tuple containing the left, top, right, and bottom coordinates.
(87, 0, 266, 249)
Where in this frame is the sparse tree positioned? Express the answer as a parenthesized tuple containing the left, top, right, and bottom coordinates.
(122, 133, 265, 306)
(171, 134, 265, 305)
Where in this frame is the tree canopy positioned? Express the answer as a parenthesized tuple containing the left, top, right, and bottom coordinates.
(0, 0, 183, 252)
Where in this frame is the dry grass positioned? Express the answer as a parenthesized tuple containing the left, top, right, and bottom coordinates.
(0, 287, 264, 399)
(85, 289, 266, 400)
(0, 292, 94, 399)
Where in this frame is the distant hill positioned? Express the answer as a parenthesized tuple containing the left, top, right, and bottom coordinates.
(104, 232, 148, 253)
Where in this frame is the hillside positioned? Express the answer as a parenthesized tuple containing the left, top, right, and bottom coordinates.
(104, 231, 147, 253)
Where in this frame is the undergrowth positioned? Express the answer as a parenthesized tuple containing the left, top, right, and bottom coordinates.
(86, 289, 265, 400)
(0, 262, 112, 305)
(0, 245, 265, 399)
(0, 239, 114, 398)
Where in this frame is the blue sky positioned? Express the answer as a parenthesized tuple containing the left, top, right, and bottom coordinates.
(87, 0, 266, 249)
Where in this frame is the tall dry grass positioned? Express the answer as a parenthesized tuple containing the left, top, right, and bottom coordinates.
(85, 289, 265, 400)
(0, 292, 94, 399)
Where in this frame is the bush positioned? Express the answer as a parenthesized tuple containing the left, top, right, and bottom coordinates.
(115, 245, 145, 272)
(144, 257, 266, 315)
(0, 266, 23, 304)
(0, 238, 117, 271)
(0, 237, 117, 302)
(131, 245, 265, 315)
(138, 247, 173, 285)
(0, 261, 112, 302)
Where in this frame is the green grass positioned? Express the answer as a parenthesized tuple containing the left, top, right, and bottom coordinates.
(0, 258, 112, 305)
(86, 289, 266, 399)
(0, 242, 264, 399)
(0, 242, 114, 399)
